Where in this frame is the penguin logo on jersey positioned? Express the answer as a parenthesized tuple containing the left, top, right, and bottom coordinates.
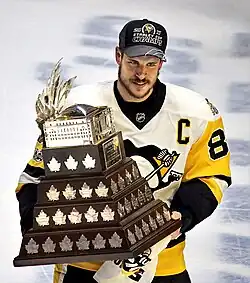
(124, 139, 183, 192)
(33, 147, 43, 163)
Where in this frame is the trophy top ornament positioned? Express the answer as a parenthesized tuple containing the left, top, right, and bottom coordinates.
(35, 58, 77, 128)
(35, 59, 116, 148)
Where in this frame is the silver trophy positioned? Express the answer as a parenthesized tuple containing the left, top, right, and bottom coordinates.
(13, 59, 181, 267)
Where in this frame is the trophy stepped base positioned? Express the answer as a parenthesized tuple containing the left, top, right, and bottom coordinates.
(13, 200, 181, 267)
(37, 157, 140, 206)
(13, 250, 134, 267)
(13, 219, 180, 267)
(33, 177, 153, 232)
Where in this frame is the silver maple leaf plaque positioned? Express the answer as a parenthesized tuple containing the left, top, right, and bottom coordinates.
(127, 230, 136, 245)
(68, 208, 82, 224)
(53, 209, 66, 225)
(84, 206, 98, 223)
(156, 211, 165, 226)
(132, 164, 140, 179)
(25, 238, 39, 254)
(95, 182, 109, 197)
(142, 220, 151, 235)
(124, 197, 132, 214)
(117, 174, 125, 190)
(108, 232, 123, 248)
(92, 233, 106, 249)
(82, 154, 96, 169)
(63, 184, 76, 200)
(110, 179, 118, 194)
(76, 235, 90, 251)
(135, 225, 143, 240)
(131, 193, 139, 210)
(100, 205, 115, 221)
(144, 185, 153, 201)
(36, 210, 50, 227)
(59, 236, 73, 252)
(117, 202, 125, 218)
(64, 155, 78, 170)
(79, 182, 93, 199)
(163, 206, 171, 221)
(149, 215, 158, 231)
(47, 157, 61, 172)
(138, 189, 146, 206)
(42, 237, 56, 253)
(125, 169, 133, 185)
(46, 185, 60, 201)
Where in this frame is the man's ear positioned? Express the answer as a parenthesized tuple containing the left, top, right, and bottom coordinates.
(158, 60, 163, 70)
(115, 47, 122, 65)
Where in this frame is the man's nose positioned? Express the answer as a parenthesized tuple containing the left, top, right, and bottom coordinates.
(135, 66, 147, 80)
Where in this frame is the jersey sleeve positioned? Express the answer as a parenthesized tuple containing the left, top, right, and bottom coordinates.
(182, 113, 231, 203)
(170, 108, 232, 234)
(15, 135, 45, 234)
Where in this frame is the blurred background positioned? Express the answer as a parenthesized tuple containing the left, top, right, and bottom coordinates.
(0, 0, 249, 282)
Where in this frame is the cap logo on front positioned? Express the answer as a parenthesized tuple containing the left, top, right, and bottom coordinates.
(142, 23, 156, 35)
(131, 23, 163, 47)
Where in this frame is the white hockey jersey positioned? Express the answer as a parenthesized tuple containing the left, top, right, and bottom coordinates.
(63, 80, 231, 204)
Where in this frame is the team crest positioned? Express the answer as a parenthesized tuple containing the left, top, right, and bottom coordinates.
(124, 140, 183, 192)
(33, 147, 43, 162)
(147, 148, 183, 187)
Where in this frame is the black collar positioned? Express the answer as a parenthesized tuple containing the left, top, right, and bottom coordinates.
(113, 79, 166, 130)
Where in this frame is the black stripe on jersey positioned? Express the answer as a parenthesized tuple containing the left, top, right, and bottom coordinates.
(113, 79, 166, 130)
(62, 266, 96, 283)
(170, 178, 218, 234)
(24, 164, 45, 178)
(16, 183, 38, 235)
(167, 233, 186, 248)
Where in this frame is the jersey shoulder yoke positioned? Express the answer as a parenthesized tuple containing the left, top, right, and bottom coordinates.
(64, 80, 114, 108)
(165, 83, 221, 121)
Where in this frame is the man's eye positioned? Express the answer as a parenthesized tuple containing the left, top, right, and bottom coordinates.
(147, 62, 157, 67)
(128, 61, 137, 65)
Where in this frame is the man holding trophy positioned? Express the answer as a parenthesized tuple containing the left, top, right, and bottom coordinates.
(14, 19, 231, 283)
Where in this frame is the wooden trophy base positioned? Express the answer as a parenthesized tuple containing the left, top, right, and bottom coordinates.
(13, 199, 181, 267)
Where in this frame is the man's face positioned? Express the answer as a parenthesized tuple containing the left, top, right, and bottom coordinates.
(116, 49, 162, 100)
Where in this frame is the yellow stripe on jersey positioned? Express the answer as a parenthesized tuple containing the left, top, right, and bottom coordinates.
(155, 241, 186, 276)
(53, 264, 67, 283)
(15, 183, 24, 193)
(199, 177, 223, 203)
(183, 116, 231, 183)
(28, 139, 44, 169)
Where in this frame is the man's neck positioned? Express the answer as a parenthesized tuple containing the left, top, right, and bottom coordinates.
(117, 80, 153, 103)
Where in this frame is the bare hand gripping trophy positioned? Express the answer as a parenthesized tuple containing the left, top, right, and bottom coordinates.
(13, 59, 181, 267)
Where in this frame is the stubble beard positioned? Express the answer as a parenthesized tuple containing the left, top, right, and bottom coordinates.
(118, 66, 159, 101)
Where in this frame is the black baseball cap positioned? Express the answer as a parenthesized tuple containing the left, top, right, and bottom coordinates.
(119, 19, 167, 61)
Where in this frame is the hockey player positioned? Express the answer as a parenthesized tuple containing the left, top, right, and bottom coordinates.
(15, 19, 231, 283)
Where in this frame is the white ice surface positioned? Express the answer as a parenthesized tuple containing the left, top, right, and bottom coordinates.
(0, 0, 249, 282)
